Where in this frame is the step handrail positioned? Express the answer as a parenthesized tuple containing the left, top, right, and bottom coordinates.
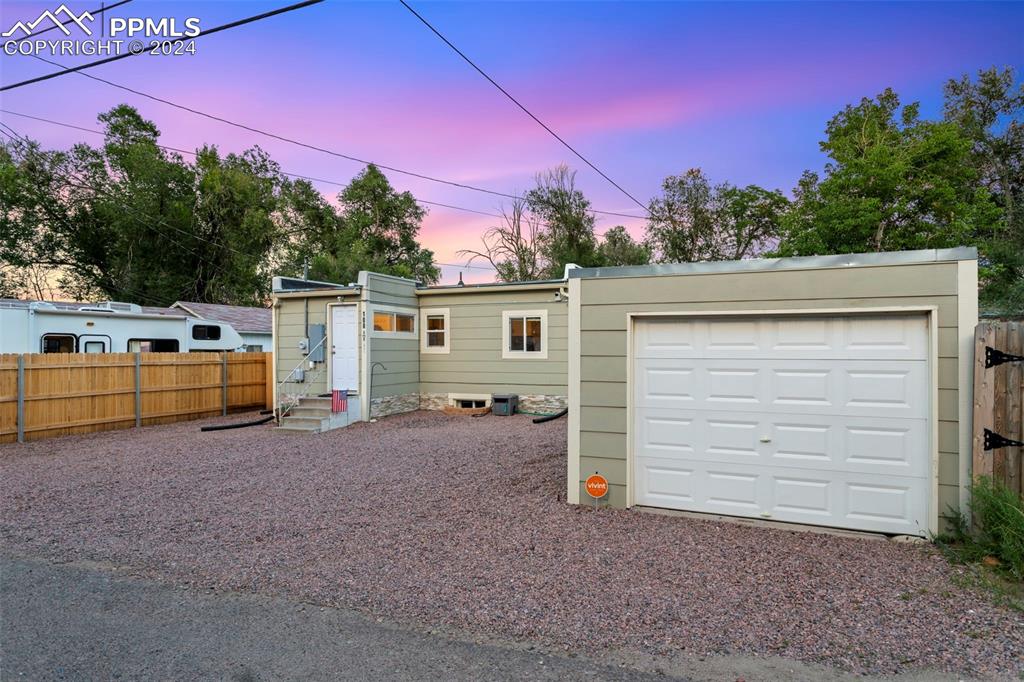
(274, 334, 328, 423)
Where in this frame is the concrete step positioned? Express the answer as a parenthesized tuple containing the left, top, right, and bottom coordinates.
(299, 397, 333, 408)
(279, 416, 324, 430)
(288, 407, 333, 419)
(276, 424, 320, 433)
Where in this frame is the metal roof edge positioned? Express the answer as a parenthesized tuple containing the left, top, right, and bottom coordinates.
(416, 279, 565, 294)
(567, 248, 979, 280)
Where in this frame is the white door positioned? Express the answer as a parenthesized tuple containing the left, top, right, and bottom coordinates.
(633, 314, 930, 535)
(331, 305, 359, 392)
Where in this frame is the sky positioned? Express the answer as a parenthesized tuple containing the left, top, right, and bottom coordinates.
(1, 0, 1022, 284)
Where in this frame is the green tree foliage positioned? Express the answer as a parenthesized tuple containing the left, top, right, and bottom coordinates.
(294, 165, 440, 286)
(597, 225, 650, 266)
(526, 164, 603, 277)
(0, 106, 441, 305)
(644, 168, 787, 262)
(775, 89, 999, 257)
(944, 67, 1024, 313)
(0, 106, 311, 305)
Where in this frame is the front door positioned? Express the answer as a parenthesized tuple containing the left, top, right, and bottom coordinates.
(331, 305, 359, 392)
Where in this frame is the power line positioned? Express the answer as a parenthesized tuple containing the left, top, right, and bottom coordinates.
(0, 121, 255, 269)
(0, 114, 497, 274)
(398, 0, 650, 216)
(2, 0, 135, 45)
(0, 0, 325, 92)
(17, 54, 646, 222)
(0, 107, 610, 246)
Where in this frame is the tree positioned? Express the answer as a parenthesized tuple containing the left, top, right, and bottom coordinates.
(297, 165, 440, 285)
(457, 199, 544, 282)
(597, 225, 650, 266)
(0, 105, 304, 306)
(526, 164, 602, 277)
(775, 89, 998, 257)
(644, 168, 786, 263)
(944, 67, 1024, 312)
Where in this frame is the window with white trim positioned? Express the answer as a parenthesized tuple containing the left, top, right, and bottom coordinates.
(420, 308, 450, 353)
(501, 309, 548, 359)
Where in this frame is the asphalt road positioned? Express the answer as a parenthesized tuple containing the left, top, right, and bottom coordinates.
(1, 554, 677, 681)
(2, 553, 957, 681)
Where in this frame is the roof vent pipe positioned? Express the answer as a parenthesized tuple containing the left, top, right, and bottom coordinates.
(458, 272, 464, 287)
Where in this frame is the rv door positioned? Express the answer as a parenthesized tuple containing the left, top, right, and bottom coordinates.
(78, 334, 110, 353)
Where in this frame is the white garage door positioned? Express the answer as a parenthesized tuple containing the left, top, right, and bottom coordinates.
(633, 314, 930, 535)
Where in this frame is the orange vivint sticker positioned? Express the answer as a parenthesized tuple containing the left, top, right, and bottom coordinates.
(585, 474, 609, 499)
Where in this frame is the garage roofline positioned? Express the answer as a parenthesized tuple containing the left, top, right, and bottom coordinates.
(568, 247, 978, 280)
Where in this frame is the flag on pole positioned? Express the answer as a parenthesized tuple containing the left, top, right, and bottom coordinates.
(332, 389, 348, 413)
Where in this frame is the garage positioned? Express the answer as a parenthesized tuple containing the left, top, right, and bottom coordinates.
(567, 248, 978, 536)
(631, 313, 931, 535)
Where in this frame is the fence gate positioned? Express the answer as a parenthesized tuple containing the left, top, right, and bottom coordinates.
(973, 320, 1024, 499)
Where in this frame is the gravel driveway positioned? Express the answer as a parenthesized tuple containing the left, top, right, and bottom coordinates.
(2, 411, 1021, 678)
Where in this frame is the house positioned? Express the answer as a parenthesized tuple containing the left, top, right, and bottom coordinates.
(271, 247, 978, 538)
(170, 301, 272, 352)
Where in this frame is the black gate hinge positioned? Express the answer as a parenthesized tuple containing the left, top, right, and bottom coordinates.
(985, 346, 1024, 368)
(984, 428, 1024, 451)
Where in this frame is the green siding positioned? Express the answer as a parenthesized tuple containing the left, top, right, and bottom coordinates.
(365, 274, 419, 400)
(418, 290, 569, 399)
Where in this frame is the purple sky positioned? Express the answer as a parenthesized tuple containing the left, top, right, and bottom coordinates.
(2, 1, 1022, 283)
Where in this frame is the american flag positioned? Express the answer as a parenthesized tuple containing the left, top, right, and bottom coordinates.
(332, 389, 348, 413)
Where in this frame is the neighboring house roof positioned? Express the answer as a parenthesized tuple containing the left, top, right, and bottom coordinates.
(171, 301, 272, 334)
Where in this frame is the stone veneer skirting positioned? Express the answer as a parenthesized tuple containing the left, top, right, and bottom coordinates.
(370, 393, 420, 419)
(418, 392, 567, 415)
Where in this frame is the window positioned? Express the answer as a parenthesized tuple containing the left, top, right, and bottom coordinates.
(501, 309, 548, 359)
(372, 309, 416, 335)
(244, 344, 264, 352)
(41, 334, 75, 353)
(83, 341, 105, 353)
(420, 308, 450, 353)
(191, 324, 221, 341)
(128, 338, 180, 353)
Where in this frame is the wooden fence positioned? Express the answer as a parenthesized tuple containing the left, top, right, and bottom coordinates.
(973, 320, 1024, 498)
(0, 352, 273, 444)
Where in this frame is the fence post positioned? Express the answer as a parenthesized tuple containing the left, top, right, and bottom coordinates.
(221, 352, 228, 416)
(134, 352, 142, 428)
(16, 354, 25, 443)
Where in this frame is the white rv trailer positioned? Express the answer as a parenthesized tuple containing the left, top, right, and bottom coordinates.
(0, 300, 245, 354)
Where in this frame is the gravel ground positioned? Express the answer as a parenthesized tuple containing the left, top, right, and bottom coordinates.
(1, 411, 1022, 678)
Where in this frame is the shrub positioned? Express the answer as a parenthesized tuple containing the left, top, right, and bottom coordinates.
(961, 477, 1024, 581)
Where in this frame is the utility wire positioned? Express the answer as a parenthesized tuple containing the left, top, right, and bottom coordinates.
(398, 0, 650, 216)
(0, 114, 498, 274)
(0, 121, 255, 268)
(0, 0, 325, 92)
(0, 107, 615, 248)
(2, 0, 135, 45)
(17, 54, 646, 221)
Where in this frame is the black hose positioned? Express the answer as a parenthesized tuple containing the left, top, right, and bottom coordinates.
(258, 409, 274, 415)
(200, 415, 275, 432)
(532, 408, 568, 424)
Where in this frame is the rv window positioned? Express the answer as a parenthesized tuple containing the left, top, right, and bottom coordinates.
(83, 341, 105, 353)
(128, 339, 180, 353)
(191, 325, 221, 341)
(41, 334, 75, 353)
(244, 344, 264, 352)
